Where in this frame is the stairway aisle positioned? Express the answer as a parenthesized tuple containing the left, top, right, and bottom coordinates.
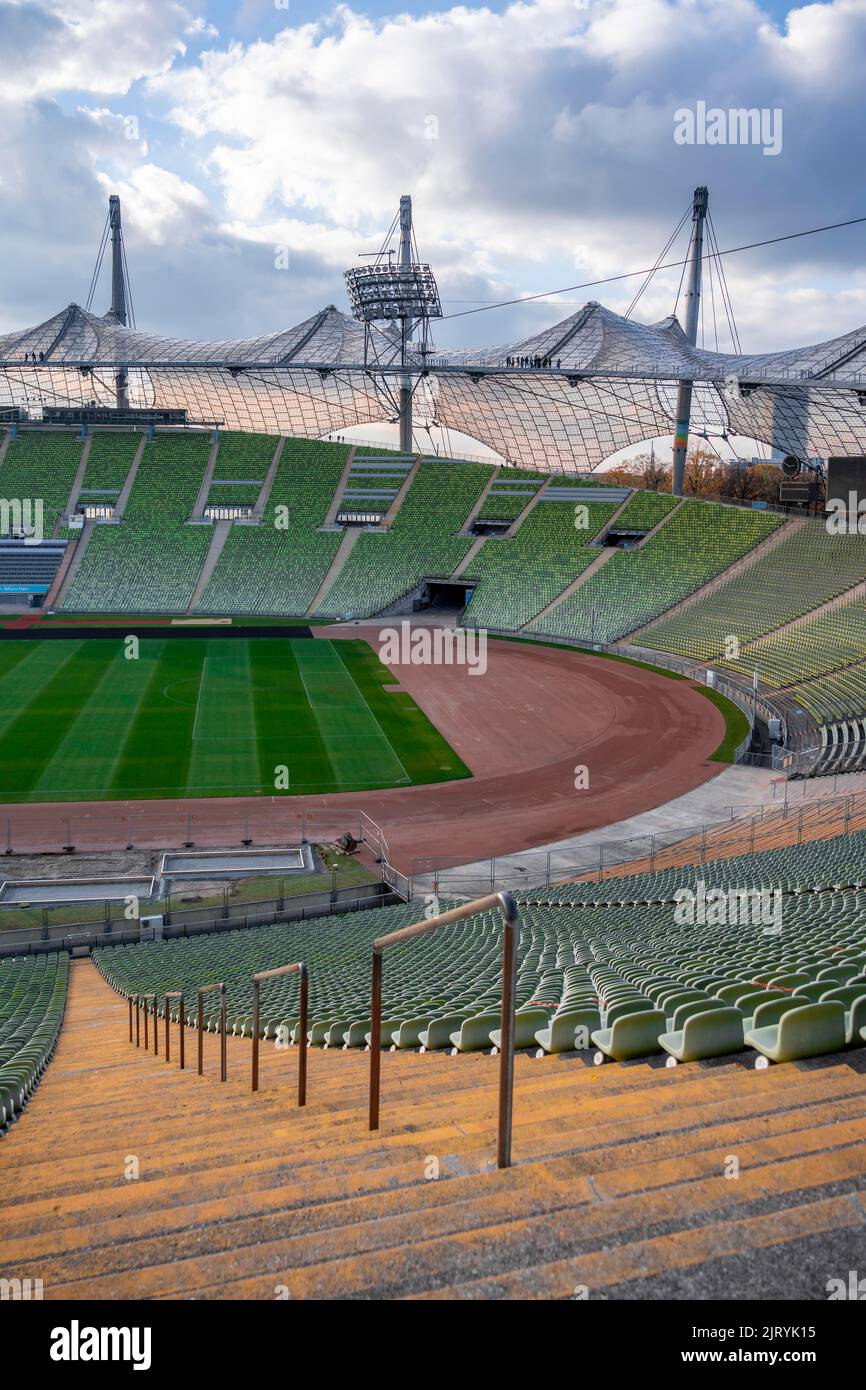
(1, 960, 865, 1300)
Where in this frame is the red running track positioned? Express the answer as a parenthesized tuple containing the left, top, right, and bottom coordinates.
(0, 632, 726, 873)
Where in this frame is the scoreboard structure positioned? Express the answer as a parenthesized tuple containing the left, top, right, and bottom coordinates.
(827, 457, 866, 513)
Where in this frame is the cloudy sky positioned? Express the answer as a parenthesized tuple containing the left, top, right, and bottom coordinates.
(1, 0, 865, 359)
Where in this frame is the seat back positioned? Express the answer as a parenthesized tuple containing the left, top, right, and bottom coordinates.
(777, 1001, 846, 1055)
(669, 997, 727, 1031)
(750, 997, 804, 1028)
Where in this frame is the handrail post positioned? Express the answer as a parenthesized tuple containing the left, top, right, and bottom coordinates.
(179, 994, 185, 1070)
(164, 991, 185, 1068)
(153, 996, 159, 1056)
(220, 983, 227, 1083)
(298, 964, 308, 1108)
(368, 951, 383, 1131)
(497, 895, 519, 1170)
(252, 979, 261, 1093)
(128, 994, 133, 1043)
(197, 982, 225, 1078)
(143, 994, 151, 1051)
(135, 993, 140, 1047)
(367, 891, 519, 1170)
(251, 962, 308, 1105)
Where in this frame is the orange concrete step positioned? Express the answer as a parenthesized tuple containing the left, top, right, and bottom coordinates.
(4, 958, 866, 1301)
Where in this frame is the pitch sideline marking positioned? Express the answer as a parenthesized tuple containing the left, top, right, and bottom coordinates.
(329, 641, 413, 786)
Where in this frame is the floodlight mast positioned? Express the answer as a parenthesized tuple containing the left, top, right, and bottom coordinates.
(671, 186, 708, 496)
(109, 195, 130, 409)
(398, 194, 413, 453)
(344, 195, 442, 452)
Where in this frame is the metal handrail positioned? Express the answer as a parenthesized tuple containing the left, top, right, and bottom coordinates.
(368, 891, 520, 1169)
(251, 962, 308, 1106)
(196, 983, 227, 1081)
(140, 993, 155, 1053)
(164, 990, 185, 1069)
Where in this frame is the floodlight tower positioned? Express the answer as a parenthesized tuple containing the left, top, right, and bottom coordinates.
(397, 195, 414, 452)
(345, 195, 442, 454)
(109, 194, 130, 409)
(671, 186, 708, 496)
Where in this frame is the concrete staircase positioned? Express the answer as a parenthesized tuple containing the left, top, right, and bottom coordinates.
(504, 478, 552, 536)
(321, 447, 357, 528)
(113, 437, 147, 519)
(3, 961, 866, 1300)
(53, 520, 95, 608)
(625, 518, 806, 646)
(248, 436, 286, 523)
(190, 435, 221, 521)
(43, 536, 79, 610)
(307, 528, 362, 616)
(187, 520, 232, 613)
(380, 456, 420, 528)
(525, 547, 616, 631)
(452, 535, 486, 578)
(56, 436, 92, 536)
(459, 466, 501, 533)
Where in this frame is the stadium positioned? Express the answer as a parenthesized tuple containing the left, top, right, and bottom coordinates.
(1, 182, 866, 1312)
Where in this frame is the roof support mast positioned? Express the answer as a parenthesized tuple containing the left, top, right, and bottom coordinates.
(670, 185, 708, 496)
(109, 194, 130, 409)
(398, 194, 413, 453)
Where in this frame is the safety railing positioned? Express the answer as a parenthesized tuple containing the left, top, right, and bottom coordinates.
(251, 962, 308, 1106)
(197, 982, 227, 1082)
(368, 891, 519, 1169)
(137, 993, 157, 1054)
(164, 990, 185, 1069)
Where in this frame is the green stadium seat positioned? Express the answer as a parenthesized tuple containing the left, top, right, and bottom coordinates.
(659, 1006, 745, 1064)
(591, 1008, 666, 1063)
(744, 1002, 847, 1065)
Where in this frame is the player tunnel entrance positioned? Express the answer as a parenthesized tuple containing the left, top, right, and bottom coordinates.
(415, 579, 476, 615)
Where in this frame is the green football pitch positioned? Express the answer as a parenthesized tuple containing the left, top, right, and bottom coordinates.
(0, 637, 470, 802)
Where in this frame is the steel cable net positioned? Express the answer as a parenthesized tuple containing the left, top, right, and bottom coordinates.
(2, 301, 866, 470)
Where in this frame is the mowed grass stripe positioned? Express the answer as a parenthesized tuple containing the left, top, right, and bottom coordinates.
(335, 641, 471, 784)
(30, 642, 166, 800)
(294, 641, 408, 788)
(0, 641, 91, 742)
(0, 635, 470, 800)
(248, 639, 336, 792)
(186, 640, 262, 794)
(0, 640, 43, 688)
(0, 642, 112, 798)
(109, 641, 205, 797)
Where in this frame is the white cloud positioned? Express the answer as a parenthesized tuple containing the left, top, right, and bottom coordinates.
(94, 165, 210, 245)
(2, 0, 866, 355)
(0, 0, 198, 98)
(140, 0, 866, 346)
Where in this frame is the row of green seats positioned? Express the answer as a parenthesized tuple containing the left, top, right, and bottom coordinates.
(529, 500, 781, 642)
(642, 522, 866, 661)
(198, 438, 349, 614)
(315, 461, 493, 617)
(464, 499, 617, 629)
(0, 953, 68, 1129)
(93, 827, 866, 1066)
(63, 433, 214, 611)
(0, 431, 83, 537)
